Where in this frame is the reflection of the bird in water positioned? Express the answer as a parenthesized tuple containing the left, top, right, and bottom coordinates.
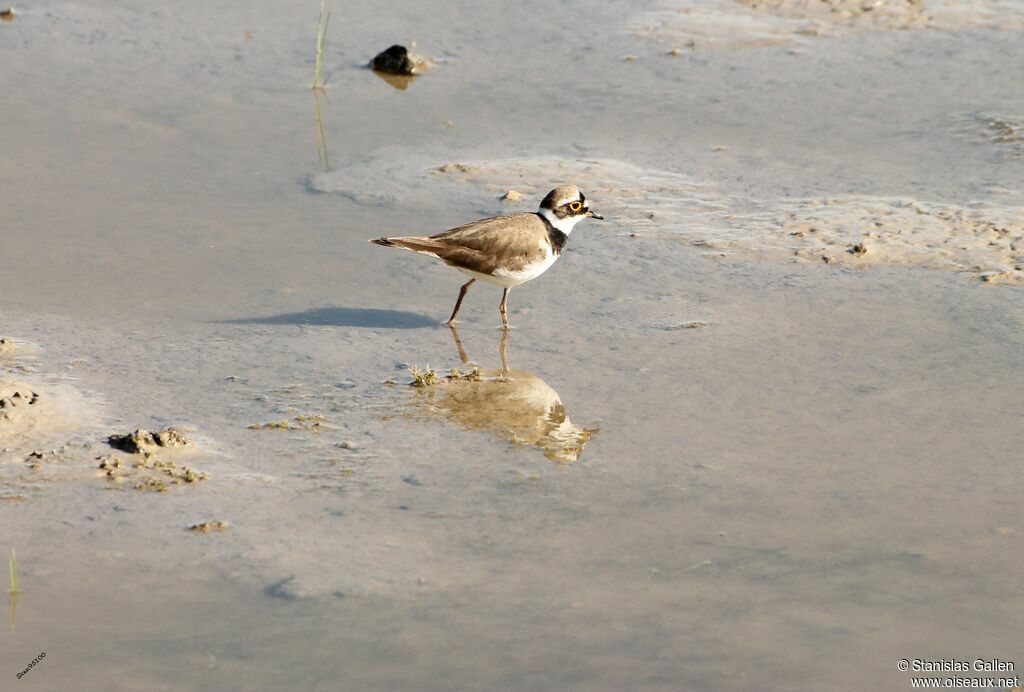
(402, 327, 598, 463)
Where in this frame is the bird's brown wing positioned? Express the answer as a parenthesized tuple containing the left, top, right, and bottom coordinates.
(375, 213, 550, 275)
(431, 213, 549, 274)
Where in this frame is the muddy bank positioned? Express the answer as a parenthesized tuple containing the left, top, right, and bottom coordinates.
(633, 0, 1024, 49)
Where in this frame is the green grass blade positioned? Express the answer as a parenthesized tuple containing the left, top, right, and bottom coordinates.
(8, 548, 18, 595)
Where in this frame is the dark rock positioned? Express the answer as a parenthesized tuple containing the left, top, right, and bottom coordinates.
(370, 45, 417, 76)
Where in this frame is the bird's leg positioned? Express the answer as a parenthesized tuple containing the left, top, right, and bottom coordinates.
(446, 279, 475, 325)
(499, 288, 510, 329)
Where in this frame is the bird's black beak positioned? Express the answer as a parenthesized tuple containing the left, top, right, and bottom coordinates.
(586, 209, 604, 220)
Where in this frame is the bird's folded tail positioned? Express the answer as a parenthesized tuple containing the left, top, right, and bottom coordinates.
(370, 236, 445, 254)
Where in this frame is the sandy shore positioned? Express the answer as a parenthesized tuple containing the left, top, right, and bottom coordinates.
(1, 0, 1023, 690)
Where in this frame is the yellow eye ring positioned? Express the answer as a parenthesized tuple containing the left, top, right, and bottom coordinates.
(568, 201, 583, 212)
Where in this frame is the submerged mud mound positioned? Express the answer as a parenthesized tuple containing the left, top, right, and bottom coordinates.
(0, 350, 104, 500)
(675, 195, 1024, 283)
(432, 161, 1023, 283)
(310, 154, 723, 225)
(313, 154, 1022, 283)
(757, 197, 1024, 282)
(949, 112, 1024, 162)
(0, 377, 97, 455)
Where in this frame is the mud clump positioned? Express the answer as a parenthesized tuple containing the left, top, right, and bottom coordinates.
(25, 450, 45, 470)
(97, 455, 123, 474)
(0, 388, 39, 421)
(99, 452, 209, 492)
(188, 521, 229, 533)
(0, 388, 38, 408)
(436, 163, 474, 174)
(247, 414, 328, 431)
(107, 428, 191, 453)
(102, 428, 205, 492)
(982, 269, 1024, 285)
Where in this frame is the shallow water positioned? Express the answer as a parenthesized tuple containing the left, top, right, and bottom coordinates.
(2, 0, 1023, 690)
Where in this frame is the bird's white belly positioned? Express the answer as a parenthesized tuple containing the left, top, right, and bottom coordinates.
(457, 249, 559, 288)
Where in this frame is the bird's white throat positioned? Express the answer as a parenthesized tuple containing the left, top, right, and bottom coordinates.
(539, 207, 584, 235)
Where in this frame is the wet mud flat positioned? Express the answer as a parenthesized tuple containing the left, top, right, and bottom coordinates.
(2, 248, 1023, 690)
(2, 0, 1024, 689)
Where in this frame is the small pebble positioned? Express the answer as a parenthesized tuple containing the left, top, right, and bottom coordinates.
(666, 321, 710, 330)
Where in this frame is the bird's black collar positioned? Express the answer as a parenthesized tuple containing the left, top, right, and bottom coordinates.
(537, 212, 569, 254)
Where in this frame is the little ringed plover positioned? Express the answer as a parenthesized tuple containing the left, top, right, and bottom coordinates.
(370, 186, 603, 327)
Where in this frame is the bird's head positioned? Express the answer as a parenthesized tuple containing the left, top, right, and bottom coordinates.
(538, 186, 603, 234)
